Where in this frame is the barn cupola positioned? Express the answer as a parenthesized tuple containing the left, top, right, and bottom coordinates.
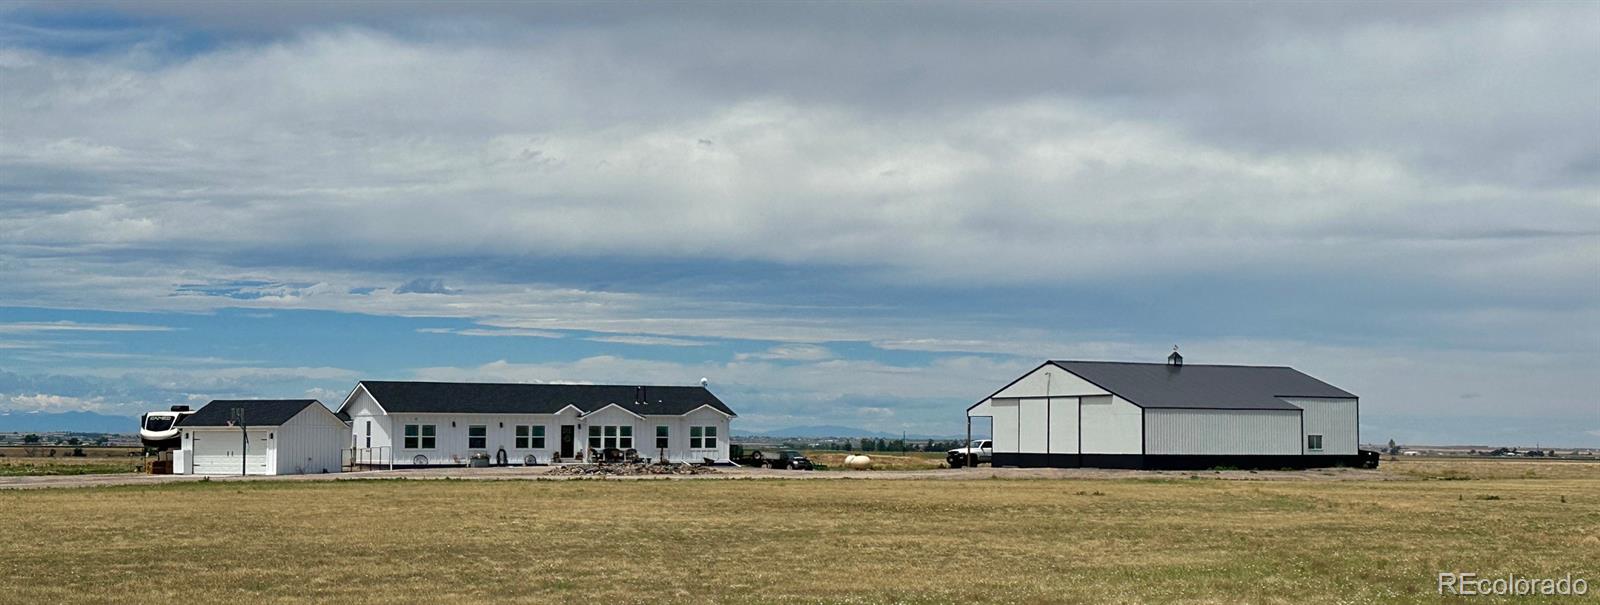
(1167, 346, 1183, 367)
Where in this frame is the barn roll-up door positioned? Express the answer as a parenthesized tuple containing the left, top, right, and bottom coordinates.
(191, 429, 271, 475)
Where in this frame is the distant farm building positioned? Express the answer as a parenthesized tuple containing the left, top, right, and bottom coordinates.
(174, 399, 348, 475)
(967, 352, 1366, 469)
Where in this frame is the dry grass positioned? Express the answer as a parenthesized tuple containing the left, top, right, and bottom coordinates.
(806, 450, 948, 471)
(1382, 457, 1600, 481)
(0, 456, 143, 476)
(1, 466, 1596, 603)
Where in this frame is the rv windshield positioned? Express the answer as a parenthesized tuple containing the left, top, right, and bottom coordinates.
(143, 415, 175, 432)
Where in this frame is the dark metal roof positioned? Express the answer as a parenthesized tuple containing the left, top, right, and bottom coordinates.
(179, 399, 322, 427)
(1049, 361, 1356, 410)
(355, 381, 737, 417)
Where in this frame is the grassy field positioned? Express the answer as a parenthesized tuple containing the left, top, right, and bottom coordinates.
(0, 461, 1596, 603)
(0, 447, 144, 476)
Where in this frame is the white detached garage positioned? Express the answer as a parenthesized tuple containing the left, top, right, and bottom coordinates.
(174, 399, 349, 476)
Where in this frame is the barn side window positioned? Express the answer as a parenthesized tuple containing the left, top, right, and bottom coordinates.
(468, 425, 487, 449)
(1307, 434, 1323, 451)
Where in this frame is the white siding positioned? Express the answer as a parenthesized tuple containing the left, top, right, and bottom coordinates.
(274, 404, 347, 474)
(382, 406, 731, 465)
(345, 387, 392, 451)
(1144, 409, 1301, 455)
(1047, 397, 1079, 454)
(1284, 397, 1358, 455)
(992, 364, 1110, 399)
(1017, 398, 1049, 453)
(1080, 395, 1142, 454)
(989, 399, 1019, 453)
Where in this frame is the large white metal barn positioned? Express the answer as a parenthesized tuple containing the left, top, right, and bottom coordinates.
(173, 399, 348, 476)
(967, 352, 1368, 469)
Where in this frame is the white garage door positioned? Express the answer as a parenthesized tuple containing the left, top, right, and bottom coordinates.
(192, 430, 271, 475)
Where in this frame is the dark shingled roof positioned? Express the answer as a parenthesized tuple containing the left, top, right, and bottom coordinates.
(1049, 361, 1356, 410)
(179, 399, 322, 426)
(354, 381, 736, 417)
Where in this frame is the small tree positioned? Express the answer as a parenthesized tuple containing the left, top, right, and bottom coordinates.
(1386, 439, 1398, 455)
(22, 434, 40, 444)
(67, 437, 81, 446)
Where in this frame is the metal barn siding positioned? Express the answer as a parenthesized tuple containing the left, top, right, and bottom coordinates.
(989, 398, 1019, 454)
(1143, 409, 1301, 455)
(1017, 399, 1049, 452)
(1047, 397, 1080, 454)
(274, 406, 347, 474)
(1282, 397, 1359, 455)
(992, 364, 1110, 399)
(1080, 395, 1143, 454)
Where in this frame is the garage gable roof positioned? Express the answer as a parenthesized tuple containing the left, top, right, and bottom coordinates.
(356, 381, 737, 417)
(180, 399, 322, 427)
(1048, 361, 1355, 410)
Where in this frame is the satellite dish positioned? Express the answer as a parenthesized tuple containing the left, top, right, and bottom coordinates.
(699, 377, 709, 387)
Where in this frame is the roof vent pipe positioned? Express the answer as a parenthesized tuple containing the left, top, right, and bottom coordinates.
(1168, 346, 1183, 367)
(635, 386, 644, 404)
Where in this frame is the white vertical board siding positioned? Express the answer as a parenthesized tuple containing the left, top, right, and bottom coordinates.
(1144, 409, 1301, 455)
(346, 388, 392, 450)
(1283, 398, 1358, 455)
(992, 365, 1110, 399)
(989, 399, 1019, 453)
(1017, 398, 1049, 453)
(274, 405, 347, 474)
(1048, 397, 1079, 454)
(1080, 395, 1142, 454)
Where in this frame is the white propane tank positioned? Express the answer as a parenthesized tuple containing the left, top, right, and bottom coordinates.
(843, 454, 872, 470)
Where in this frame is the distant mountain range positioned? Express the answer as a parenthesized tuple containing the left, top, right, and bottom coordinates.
(0, 411, 139, 434)
(737, 425, 988, 440)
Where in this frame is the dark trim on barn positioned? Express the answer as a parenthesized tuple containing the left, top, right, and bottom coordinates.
(989, 453, 1370, 470)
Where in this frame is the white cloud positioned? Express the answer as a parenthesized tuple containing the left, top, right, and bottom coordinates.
(0, 321, 176, 333)
(417, 327, 565, 339)
(735, 344, 833, 361)
(3, 393, 111, 413)
(584, 335, 708, 347)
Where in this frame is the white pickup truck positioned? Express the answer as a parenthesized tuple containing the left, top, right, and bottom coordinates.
(946, 440, 993, 468)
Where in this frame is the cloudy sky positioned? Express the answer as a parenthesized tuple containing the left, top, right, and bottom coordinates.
(0, 2, 1595, 445)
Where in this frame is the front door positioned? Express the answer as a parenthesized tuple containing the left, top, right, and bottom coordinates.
(560, 425, 575, 458)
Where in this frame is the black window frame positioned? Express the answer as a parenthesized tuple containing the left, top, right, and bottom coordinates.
(515, 425, 546, 449)
(655, 425, 669, 449)
(1307, 434, 1324, 451)
(404, 424, 436, 449)
(468, 425, 487, 449)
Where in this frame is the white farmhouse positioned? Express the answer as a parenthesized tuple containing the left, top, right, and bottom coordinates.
(338, 381, 735, 466)
(967, 352, 1368, 469)
(174, 399, 348, 475)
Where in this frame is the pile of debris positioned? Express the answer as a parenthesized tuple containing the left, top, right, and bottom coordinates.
(546, 462, 720, 477)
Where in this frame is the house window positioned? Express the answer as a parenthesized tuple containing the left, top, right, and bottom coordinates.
(364, 421, 371, 448)
(690, 426, 718, 449)
(404, 424, 436, 449)
(589, 425, 634, 450)
(516, 425, 545, 449)
(1307, 434, 1324, 452)
(656, 425, 669, 449)
(468, 425, 487, 449)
